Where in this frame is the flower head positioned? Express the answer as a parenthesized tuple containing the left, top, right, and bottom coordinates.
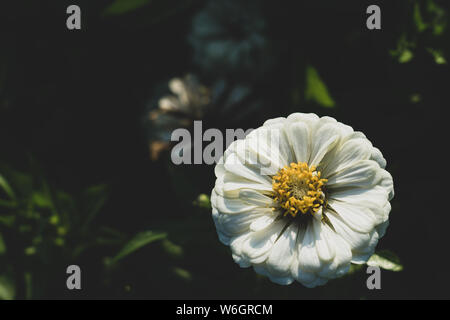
(211, 113, 394, 287)
(188, 0, 273, 78)
(145, 74, 211, 161)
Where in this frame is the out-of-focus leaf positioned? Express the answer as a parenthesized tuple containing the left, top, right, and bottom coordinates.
(410, 93, 422, 103)
(0, 274, 15, 300)
(193, 193, 211, 209)
(172, 267, 192, 282)
(24, 272, 32, 300)
(413, 0, 447, 36)
(24, 246, 36, 255)
(427, 48, 447, 64)
(0, 174, 15, 200)
(367, 250, 403, 272)
(82, 184, 109, 230)
(161, 239, 183, 258)
(398, 49, 414, 63)
(0, 233, 5, 255)
(103, 0, 151, 16)
(31, 192, 52, 208)
(0, 199, 16, 208)
(427, 0, 447, 36)
(111, 231, 167, 264)
(305, 65, 335, 108)
(0, 169, 33, 201)
(414, 2, 428, 32)
(0, 215, 15, 227)
(390, 35, 415, 64)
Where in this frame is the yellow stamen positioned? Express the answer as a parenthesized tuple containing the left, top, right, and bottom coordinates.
(272, 162, 327, 218)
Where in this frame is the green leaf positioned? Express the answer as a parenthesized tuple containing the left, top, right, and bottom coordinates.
(414, 2, 428, 32)
(31, 191, 53, 208)
(305, 65, 335, 108)
(172, 267, 192, 282)
(0, 174, 15, 200)
(367, 250, 403, 272)
(103, 0, 151, 16)
(390, 35, 415, 64)
(0, 215, 15, 227)
(0, 233, 5, 255)
(82, 184, 109, 231)
(193, 194, 211, 210)
(427, 0, 447, 36)
(0, 199, 16, 208)
(0, 274, 15, 300)
(161, 239, 183, 258)
(427, 48, 447, 64)
(111, 231, 167, 264)
(346, 263, 364, 276)
(398, 49, 414, 63)
(410, 93, 422, 104)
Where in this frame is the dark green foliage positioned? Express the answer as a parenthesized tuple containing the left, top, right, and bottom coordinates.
(0, 0, 448, 299)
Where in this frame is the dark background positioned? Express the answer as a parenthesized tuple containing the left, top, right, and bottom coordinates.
(0, 0, 448, 299)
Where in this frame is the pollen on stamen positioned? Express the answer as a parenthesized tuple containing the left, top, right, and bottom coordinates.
(272, 162, 327, 218)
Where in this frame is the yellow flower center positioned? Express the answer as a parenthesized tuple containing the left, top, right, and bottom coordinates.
(272, 162, 327, 218)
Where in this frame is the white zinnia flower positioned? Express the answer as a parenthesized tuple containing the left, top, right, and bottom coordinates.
(211, 113, 394, 287)
(158, 75, 210, 118)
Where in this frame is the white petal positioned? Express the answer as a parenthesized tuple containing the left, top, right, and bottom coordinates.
(232, 253, 251, 268)
(263, 117, 286, 128)
(326, 160, 380, 189)
(286, 113, 319, 129)
(298, 222, 323, 273)
(286, 121, 310, 163)
(317, 226, 352, 279)
(351, 230, 380, 264)
(245, 129, 287, 174)
(331, 186, 391, 223)
(222, 172, 272, 194)
(326, 212, 372, 251)
(267, 275, 294, 285)
(241, 220, 286, 264)
(328, 200, 376, 233)
(253, 265, 294, 285)
(216, 208, 272, 236)
(212, 191, 257, 214)
(239, 189, 273, 207)
(321, 138, 372, 177)
(290, 243, 319, 286)
(266, 224, 298, 275)
(212, 208, 232, 245)
(331, 186, 388, 208)
(230, 233, 251, 262)
(309, 123, 341, 166)
(249, 125, 295, 166)
(215, 175, 270, 199)
(249, 214, 277, 232)
(224, 153, 270, 185)
(214, 162, 226, 178)
(370, 146, 387, 169)
(376, 218, 390, 238)
(327, 161, 394, 202)
(229, 135, 281, 176)
(312, 218, 335, 262)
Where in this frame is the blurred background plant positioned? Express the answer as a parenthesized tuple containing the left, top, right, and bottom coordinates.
(0, 0, 449, 299)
